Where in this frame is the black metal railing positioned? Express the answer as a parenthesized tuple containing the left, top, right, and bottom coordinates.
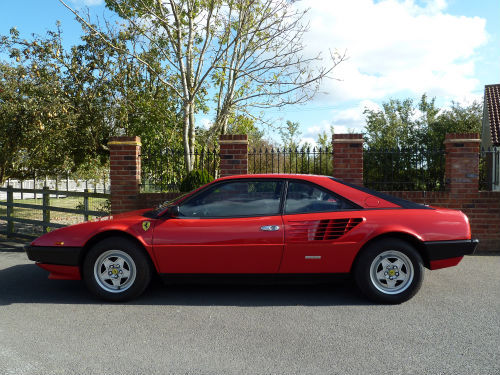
(480, 147, 500, 191)
(248, 147, 333, 175)
(141, 147, 219, 192)
(363, 147, 446, 191)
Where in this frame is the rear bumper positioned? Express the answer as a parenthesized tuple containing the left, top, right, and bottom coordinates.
(423, 239, 479, 261)
(25, 245, 82, 266)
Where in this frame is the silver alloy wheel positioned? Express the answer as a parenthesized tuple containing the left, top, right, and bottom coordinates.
(93, 250, 137, 293)
(369, 250, 414, 295)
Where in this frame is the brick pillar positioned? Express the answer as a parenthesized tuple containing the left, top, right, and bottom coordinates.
(333, 133, 364, 186)
(219, 135, 248, 177)
(108, 136, 141, 214)
(444, 133, 480, 194)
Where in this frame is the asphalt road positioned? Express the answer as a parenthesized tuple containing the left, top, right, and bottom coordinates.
(0, 252, 499, 375)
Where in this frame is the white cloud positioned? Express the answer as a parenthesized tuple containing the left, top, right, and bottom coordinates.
(303, 120, 332, 140)
(71, 0, 104, 7)
(200, 117, 212, 129)
(299, 137, 317, 148)
(302, 100, 379, 140)
(294, 0, 488, 103)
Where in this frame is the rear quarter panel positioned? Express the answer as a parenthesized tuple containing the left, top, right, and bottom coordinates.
(281, 207, 470, 273)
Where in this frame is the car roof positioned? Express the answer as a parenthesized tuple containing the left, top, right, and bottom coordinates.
(213, 174, 426, 209)
(216, 174, 329, 181)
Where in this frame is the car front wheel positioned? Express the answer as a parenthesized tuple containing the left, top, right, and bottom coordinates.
(83, 237, 152, 302)
(353, 238, 424, 304)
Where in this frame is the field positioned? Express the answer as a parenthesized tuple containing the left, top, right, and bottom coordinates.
(0, 195, 109, 237)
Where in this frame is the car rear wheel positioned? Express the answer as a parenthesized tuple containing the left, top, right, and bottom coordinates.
(83, 237, 152, 302)
(353, 238, 424, 304)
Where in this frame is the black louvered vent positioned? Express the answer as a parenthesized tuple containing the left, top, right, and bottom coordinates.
(288, 218, 363, 242)
(314, 218, 363, 240)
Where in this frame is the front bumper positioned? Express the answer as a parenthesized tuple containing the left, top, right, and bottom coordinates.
(423, 239, 479, 261)
(25, 245, 83, 266)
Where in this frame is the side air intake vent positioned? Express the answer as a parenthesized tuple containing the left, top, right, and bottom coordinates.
(287, 218, 363, 242)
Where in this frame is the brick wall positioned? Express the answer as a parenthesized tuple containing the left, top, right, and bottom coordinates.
(136, 192, 182, 209)
(333, 133, 364, 186)
(108, 133, 499, 251)
(382, 191, 500, 252)
(219, 134, 248, 177)
(444, 133, 480, 193)
(108, 136, 141, 214)
(384, 134, 500, 251)
(108, 135, 250, 213)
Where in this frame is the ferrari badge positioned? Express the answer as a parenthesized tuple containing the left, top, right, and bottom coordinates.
(142, 221, 151, 231)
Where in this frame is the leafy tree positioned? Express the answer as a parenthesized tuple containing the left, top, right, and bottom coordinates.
(425, 100, 482, 149)
(59, 0, 344, 171)
(363, 94, 482, 190)
(0, 22, 182, 184)
(0, 27, 76, 182)
(279, 120, 302, 150)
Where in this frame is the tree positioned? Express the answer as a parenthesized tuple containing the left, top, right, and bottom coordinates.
(0, 23, 181, 183)
(425, 100, 482, 149)
(363, 94, 482, 190)
(59, 0, 344, 171)
(0, 27, 77, 182)
(279, 120, 302, 150)
(364, 97, 425, 150)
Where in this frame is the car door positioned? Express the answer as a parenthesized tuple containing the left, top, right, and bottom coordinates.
(280, 180, 364, 273)
(153, 179, 285, 274)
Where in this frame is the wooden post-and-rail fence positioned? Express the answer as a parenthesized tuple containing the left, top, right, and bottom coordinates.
(0, 186, 110, 239)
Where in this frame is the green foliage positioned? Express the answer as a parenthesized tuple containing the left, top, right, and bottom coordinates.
(179, 169, 214, 192)
(363, 94, 482, 191)
(279, 120, 302, 150)
(0, 23, 181, 183)
(364, 94, 481, 150)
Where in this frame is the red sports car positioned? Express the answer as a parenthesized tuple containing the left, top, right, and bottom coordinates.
(26, 174, 478, 303)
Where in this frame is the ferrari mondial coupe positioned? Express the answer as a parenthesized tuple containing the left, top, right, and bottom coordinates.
(26, 174, 478, 303)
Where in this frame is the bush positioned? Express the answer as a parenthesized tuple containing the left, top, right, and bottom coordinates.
(179, 170, 214, 192)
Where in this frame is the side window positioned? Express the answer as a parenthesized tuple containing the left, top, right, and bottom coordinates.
(179, 180, 284, 218)
(285, 181, 354, 214)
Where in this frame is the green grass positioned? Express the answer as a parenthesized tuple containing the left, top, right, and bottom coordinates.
(0, 196, 109, 226)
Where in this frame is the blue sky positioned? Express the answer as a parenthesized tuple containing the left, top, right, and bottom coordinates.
(1, 0, 498, 145)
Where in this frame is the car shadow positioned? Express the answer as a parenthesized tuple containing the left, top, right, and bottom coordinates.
(0, 264, 372, 307)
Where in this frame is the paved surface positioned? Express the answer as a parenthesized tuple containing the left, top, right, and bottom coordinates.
(0, 237, 30, 252)
(0, 252, 499, 375)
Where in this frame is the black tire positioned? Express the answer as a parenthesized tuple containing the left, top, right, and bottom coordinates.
(83, 237, 152, 302)
(353, 238, 424, 304)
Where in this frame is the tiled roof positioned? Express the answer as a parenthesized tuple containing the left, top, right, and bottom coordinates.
(485, 84, 500, 145)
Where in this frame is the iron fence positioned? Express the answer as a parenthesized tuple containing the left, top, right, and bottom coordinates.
(480, 147, 500, 191)
(141, 147, 219, 192)
(249, 147, 333, 175)
(363, 147, 446, 191)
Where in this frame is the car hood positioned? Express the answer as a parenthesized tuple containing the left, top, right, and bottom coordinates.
(91, 208, 153, 221)
(30, 208, 157, 248)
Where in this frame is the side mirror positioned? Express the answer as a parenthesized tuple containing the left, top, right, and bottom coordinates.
(168, 205, 180, 218)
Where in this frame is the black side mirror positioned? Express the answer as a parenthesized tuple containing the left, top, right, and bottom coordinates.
(168, 205, 180, 218)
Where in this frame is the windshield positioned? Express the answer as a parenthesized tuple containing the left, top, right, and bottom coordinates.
(146, 192, 191, 217)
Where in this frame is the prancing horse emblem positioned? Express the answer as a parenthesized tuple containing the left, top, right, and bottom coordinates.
(142, 221, 151, 231)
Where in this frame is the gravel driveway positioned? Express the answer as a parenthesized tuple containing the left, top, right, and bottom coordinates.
(0, 252, 498, 375)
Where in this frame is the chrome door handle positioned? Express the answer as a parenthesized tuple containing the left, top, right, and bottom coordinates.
(261, 225, 280, 231)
